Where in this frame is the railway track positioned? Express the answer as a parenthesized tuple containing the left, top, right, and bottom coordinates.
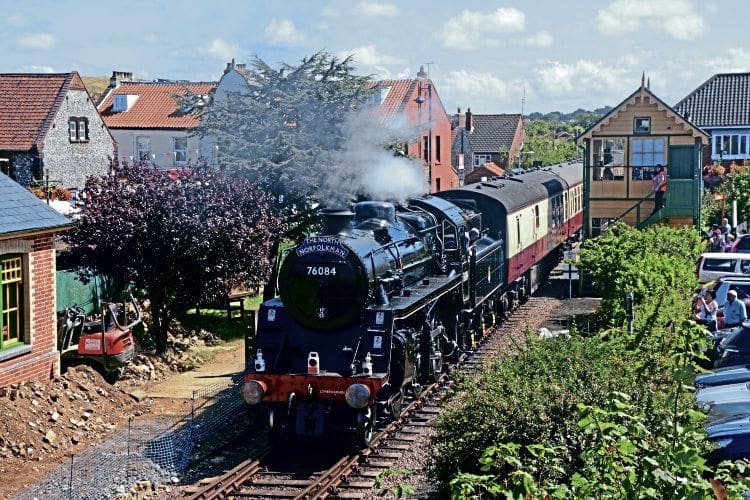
(185, 295, 564, 499)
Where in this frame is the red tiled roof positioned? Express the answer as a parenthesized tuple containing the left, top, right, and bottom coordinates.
(368, 79, 419, 124)
(99, 82, 217, 129)
(0, 73, 80, 151)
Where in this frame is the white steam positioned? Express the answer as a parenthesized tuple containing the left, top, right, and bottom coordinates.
(319, 109, 429, 206)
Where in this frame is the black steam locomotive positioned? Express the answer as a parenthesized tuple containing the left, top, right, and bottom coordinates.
(241, 162, 583, 447)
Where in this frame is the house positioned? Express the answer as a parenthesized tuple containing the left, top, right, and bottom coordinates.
(674, 73, 750, 167)
(0, 173, 71, 387)
(451, 109, 524, 183)
(464, 161, 505, 185)
(98, 74, 217, 169)
(370, 68, 457, 193)
(576, 77, 708, 237)
(0, 72, 115, 191)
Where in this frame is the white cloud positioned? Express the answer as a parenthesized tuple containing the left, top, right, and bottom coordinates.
(525, 31, 553, 47)
(343, 45, 405, 66)
(438, 70, 527, 112)
(321, 7, 339, 18)
(6, 15, 27, 27)
(597, 0, 705, 40)
(442, 8, 526, 49)
(200, 38, 240, 61)
(535, 60, 631, 96)
(21, 65, 54, 73)
(704, 47, 750, 73)
(355, 1, 398, 16)
(17, 33, 56, 49)
(264, 19, 307, 46)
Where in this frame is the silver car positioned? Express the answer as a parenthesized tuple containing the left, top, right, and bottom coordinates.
(696, 381, 750, 422)
(695, 365, 750, 388)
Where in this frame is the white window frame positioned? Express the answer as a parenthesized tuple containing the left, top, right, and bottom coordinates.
(173, 137, 187, 165)
(136, 136, 152, 162)
(473, 153, 492, 167)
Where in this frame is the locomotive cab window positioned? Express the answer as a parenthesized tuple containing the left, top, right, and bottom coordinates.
(442, 221, 459, 252)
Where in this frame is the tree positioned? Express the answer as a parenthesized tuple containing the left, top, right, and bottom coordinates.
(520, 119, 579, 168)
(198, 52, 375, 208)
(64, 162, 284, 354)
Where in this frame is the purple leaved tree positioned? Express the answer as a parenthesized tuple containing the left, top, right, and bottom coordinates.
(64, 161, 284, 354)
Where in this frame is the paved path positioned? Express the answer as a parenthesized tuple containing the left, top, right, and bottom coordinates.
(145, 339, 245, 399)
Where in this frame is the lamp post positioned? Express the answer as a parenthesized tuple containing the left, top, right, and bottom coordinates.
(415, 64, 433, 192)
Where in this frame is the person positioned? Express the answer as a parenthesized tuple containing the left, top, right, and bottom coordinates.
(711, 228, 725, 252)
(722, 217, 732, 236)
(724, 233, 736, 253)
(696, 290, 718, 331)
(723, 289, 747, 328)
(652, 165, 667, 213)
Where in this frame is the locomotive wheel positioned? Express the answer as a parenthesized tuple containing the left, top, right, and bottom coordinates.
(388, 388, 405, 417)
(354, 405, 377, 449)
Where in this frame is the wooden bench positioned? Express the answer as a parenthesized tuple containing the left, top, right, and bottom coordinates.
(196, 285, 260, 320)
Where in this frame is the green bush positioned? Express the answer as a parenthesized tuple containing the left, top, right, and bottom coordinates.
(432, 225, 750, 497)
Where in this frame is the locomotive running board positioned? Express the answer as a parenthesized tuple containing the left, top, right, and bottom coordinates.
(373, 274, 462, 320)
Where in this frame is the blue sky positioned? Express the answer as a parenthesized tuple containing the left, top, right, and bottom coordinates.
(3, 0, 749, 114)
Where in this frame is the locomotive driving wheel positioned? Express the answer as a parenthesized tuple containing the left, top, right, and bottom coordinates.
(354, 405, 377, 449)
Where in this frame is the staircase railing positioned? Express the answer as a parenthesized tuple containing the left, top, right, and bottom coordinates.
(616, 192, 663, 228)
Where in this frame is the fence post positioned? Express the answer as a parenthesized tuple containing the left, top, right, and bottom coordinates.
(126, 417, 132, 482)
(68, 454, 74, 500)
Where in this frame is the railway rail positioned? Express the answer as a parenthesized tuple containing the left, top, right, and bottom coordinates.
(185, 294, 566, 499)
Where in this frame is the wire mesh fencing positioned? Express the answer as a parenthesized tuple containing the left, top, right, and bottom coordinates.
(16, 375, 245, 500)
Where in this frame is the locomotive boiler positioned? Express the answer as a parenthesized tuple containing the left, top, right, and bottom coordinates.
(241, 162, 583, 447)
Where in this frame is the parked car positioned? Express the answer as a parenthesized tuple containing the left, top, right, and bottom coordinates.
(696, 252, 750, 283)
(696, 381, 750, 421)
(715, 322, 750, 368)
(705, 414, 750, 462)
(734, 234, 750, 253)
(696, 365, 750, 388)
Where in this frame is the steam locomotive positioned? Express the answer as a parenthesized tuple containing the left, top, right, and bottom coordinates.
(241, 162, 583, 447)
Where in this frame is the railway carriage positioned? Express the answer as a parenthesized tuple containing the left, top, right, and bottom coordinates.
(241, 162, 583, 447)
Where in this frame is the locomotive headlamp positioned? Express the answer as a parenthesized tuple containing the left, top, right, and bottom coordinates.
(345, 383, 371, 409)
(241, 380, 267, 405)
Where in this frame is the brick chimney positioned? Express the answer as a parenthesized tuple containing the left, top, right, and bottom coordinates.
(456, 107, 466, 129)
(109, 71, 132, 88)
(466, 108, 472, 131)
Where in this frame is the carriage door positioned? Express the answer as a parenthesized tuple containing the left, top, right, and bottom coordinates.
(667, 146, 697, 214)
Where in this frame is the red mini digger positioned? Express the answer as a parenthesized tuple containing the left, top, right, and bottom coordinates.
(58, 295, 141, 380)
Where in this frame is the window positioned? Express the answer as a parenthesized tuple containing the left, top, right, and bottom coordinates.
(714, 134, 748, 159)
(535, 205, 540, 228)
(1, 256, 23, 349)
(435, 136, 441, 162)
(174, 137, 187, 164)
(631, 138, 665, 180)
(592, 138, 625, 181)
(473, 154, 492, 167)
(422, 136, 429, 162)
(113, 94, 127, 112)
(136, 136, 152, 162)
(68, 117, 89, 142)
(634, 117, 651, 134)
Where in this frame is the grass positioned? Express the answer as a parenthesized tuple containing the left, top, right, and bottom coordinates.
(178, 291, 265, 343)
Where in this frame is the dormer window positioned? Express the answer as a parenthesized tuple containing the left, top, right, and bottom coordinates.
(113, 94, 127, 112)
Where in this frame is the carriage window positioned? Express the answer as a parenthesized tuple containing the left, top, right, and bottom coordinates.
(535, 205, 540, 228)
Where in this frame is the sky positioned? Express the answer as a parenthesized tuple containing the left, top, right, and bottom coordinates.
(3, 0, 750, 115)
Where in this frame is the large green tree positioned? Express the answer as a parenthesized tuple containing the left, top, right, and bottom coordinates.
(64, 162, 284, 353)
(519, 119, 580, 168)
(198, 52, 375, 207)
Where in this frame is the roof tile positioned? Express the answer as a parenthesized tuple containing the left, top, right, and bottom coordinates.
(470, 114, 522, 152)
(674, 73, 750, 127)
(99, 82, 217, 129)
(0, 173, 71, 236)
(0, 73, 72, 150)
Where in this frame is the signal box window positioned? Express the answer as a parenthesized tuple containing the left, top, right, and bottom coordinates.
(1, 256, 24, 350)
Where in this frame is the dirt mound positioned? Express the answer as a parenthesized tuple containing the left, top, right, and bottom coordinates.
(0, 364, 147, 497)
(0, 322, 227, 498)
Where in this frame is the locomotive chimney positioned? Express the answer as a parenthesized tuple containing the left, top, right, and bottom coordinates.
(320, 207, 354, 235)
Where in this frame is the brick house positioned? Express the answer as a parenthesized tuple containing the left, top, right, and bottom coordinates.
(98, 76, 217, 169)
(0, 72, 115, 191)
(674, 73, 750, 167)
(0, 173, 71, 387)
(451, 109, 525, 183)
(370, 68, 458, 193)
(464, 161, 505, 185)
